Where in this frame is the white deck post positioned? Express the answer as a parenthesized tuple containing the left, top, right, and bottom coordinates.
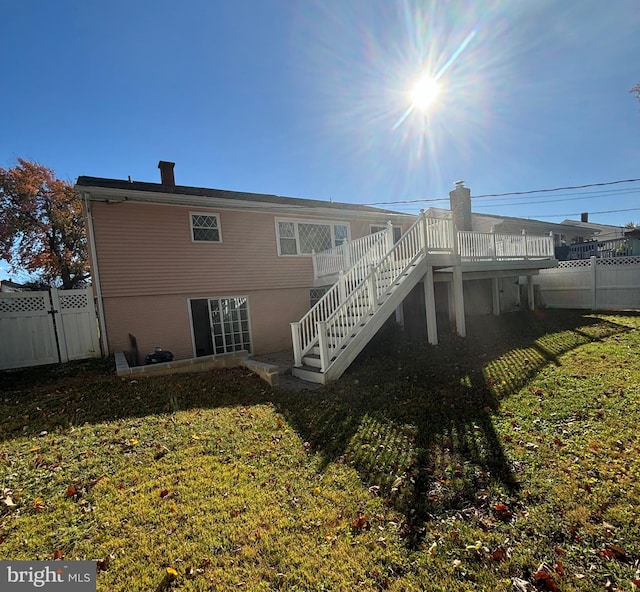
(386, 220, 394, 252)
(423, 267, 438, 345)
(527, 275, 535, 311)
(522, 229, 528, 259)
(453, 265, 466, 337)
(491, 277, 501, 316)
(447, 280, 455, 323)
(367, 263, 378, 312)
(419, 209, 427, 255)
(338, 271, 347, 302)
(312, 250, 318, 279)
(317, 321, 329, 372)
(291, 322, 302, 366)
(342, 241, 351, 270)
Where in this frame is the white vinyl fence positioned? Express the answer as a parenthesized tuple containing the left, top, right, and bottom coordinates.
(0, 287, 101, 370)
(535, 256, 640, 311)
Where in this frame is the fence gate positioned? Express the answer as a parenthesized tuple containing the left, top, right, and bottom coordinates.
(0, 288, 100, 371)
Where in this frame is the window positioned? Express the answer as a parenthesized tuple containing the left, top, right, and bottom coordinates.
(370, 224, 402, 243)
(275, 219, 350, 255)
(190, 297, 251, 356)
(191, 213, 221, 242)
(310, 287, 329, 308)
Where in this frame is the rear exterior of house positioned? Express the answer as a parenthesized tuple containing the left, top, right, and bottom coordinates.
(77, 164, 414, 364)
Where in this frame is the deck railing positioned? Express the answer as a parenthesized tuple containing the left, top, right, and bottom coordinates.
(312, 228, 392, 279)
(457, 230, 554, 261)
(567, 237, 639, 260)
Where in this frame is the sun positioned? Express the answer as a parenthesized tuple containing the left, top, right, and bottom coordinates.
(410, 75, 440, 111)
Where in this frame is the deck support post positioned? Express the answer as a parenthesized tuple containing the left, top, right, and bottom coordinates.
(291, 322, 302, 367)
(453, 265, 466, 337)
(491, 277, 501, 316)
(317, 321, 329, 372)
(423, 267, 438, 345)
(527, 275, 535, 311)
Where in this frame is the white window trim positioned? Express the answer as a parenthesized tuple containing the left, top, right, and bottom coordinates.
(274, 217, 351, 257)
(187, 295, 253, 357)
(190, 211, 222, 243)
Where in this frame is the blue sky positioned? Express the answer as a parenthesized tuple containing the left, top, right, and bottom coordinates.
(1, 1, 639, 278)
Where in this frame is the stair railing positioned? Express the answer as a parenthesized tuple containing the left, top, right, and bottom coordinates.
(291, 223, 394, 366)
(317, 212, 443, 371)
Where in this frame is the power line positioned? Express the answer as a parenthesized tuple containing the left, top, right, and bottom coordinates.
(471, 178, 640, 199)
(526, 207, 640, 219)
(474, 189, 640, 209)
(365, 177, 640, 207)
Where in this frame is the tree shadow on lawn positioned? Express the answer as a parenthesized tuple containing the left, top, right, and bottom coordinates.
(0, 310, 635, 546)
(272, 309, 636, 544)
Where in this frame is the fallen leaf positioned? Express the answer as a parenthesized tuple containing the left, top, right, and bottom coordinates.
(599, 544, 628, 562)
(52, 549, 64, 560)
(491, 546, 507, 562)
(533, 569, 559, 592)
(166, 567, 178, 577)
(160, 489, 169, 498)
(66, 485, 78, 498)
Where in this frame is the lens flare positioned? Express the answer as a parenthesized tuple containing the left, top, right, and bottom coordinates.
(410, 75, 440, 111)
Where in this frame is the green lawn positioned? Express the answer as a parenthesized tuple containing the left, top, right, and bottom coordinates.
(1, 310, 639, 591)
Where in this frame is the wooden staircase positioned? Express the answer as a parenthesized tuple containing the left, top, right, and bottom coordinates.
(291, 214, 454, 384)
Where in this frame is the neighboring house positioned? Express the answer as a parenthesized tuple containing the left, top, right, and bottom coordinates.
(77, 162, 415, 364)
(78, 165, 558, 383)
(425, 207, 616, 246)
(0, 280, 27, 293)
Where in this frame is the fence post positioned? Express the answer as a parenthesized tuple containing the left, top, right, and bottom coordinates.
(367, 263, 378, 312)
(317, 321, 329, 372)
(291, 322, 302, 366)
(590, 256, 597, 310)
(549, 232, 554, 258)
(522, 229, 528, 259)
(49, 288, 69, 363)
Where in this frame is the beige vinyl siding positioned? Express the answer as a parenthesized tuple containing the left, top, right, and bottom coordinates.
(91, 202, 399, 298)
(90, 199, 410, 359)
(103, 287, 311, 360)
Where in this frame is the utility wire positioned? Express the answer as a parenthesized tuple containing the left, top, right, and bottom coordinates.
(474, 189, 640, 209)
(366, 177, 640, 207)
(471, 178, 640, 199)
(525, 207, 640, 219)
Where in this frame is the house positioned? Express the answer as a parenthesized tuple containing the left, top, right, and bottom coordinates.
(77, 162, 415, 365)
(0, 279, 27, 293)
(78, 164, 557, 383)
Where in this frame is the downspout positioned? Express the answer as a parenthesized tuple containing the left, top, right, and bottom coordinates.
(83, 193, 109, 356)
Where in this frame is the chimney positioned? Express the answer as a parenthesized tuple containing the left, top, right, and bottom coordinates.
(158, 161, 175, 186)
(581, 212, 589, 223)
(449, 180, 472, 231)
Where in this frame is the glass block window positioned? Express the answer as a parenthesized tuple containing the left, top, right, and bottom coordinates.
(275, 219, 350, 255)
(191, 213, 221, 242)
(310, 287, 329, 308)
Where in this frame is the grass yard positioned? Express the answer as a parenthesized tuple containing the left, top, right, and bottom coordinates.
(1, 310, 639, 591)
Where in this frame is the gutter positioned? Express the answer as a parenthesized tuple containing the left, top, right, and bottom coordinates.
(83, 192, 109, 356)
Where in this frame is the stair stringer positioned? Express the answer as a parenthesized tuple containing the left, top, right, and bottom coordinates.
(322, 256, 429, 383)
